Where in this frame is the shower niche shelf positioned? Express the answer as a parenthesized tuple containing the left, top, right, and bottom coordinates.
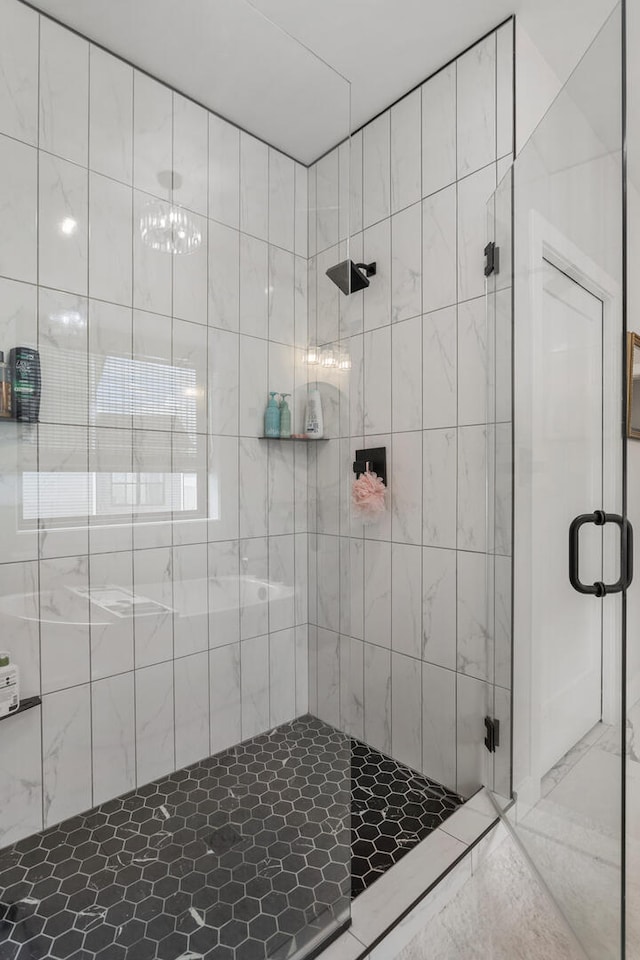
(258, 436, 330, 442)
(0, 696, 41, 721)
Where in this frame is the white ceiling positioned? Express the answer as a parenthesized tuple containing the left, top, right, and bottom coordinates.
(27, 0, 614, 164)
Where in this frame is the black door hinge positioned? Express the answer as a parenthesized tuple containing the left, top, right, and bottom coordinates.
(484, 716, 500, 753)
(484, 241, 499, 277)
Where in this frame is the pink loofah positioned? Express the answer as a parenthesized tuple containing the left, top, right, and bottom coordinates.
(352, 470, 386, 523)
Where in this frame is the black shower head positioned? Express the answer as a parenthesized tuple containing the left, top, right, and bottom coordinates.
(325, 260, 377, 295)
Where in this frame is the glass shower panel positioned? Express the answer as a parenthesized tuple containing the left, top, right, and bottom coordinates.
(0, 1, 352, 958)
(489, 8, 625, 959)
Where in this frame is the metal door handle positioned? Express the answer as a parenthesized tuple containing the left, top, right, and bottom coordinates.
(569, 510, 633, 596)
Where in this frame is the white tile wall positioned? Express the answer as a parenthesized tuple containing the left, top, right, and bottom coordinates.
(0, 0, 308, 846)
(308, 22, 514, 797)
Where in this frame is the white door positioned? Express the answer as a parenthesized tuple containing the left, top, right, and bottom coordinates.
(532, 259, 603, 776)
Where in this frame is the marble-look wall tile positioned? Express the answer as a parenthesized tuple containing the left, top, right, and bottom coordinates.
(423, 427, 457, 548)
(39, 18, 88, 166)
(43, 685, 92, 828)
(457, 163, 496, 303)
(316, 438, 340, 536)
(132, 309, 172, 428)
(133, 191, 172, 315)
(294, 533, 308, 626)
(209, 114, 239, 229)
(295, 624, 308, 715)
(270, 628, 296, 727)
(133, 72, 172, 199)
(456, 34, 496, 178)
(173, 95, 208, 216)
(340, 635, 364, 739)
(208, 539, 240, 648)
(457, 549, 490, 681)
(422, 184, 456, 314)
(239, 234, 269, 338)
(268, 441, 295, 537)
(392, 315, 422, 434)
(340, 234, 364, 339)
(391, 89, 421, 215)
(208, 220, 240, 331)
(241, 634, 270, 739)
(88, 299, 133, 431)
(316, 148, 339, 252)
(174, 650, 210, 767)
(173, 542, 209, 658)
(238, 336, 267, 438)
(317, 627, 341, 727)
(89, 550, 134, 681)
(495, 421, 513, 557)
(423, 306, 457, 429)
(458, 296, 487, 425)
(173, 216, 208, 325)
(240, 132, 268, 241)
(316, 245, 340, 345)
(172, 316, 207, 433)
(130, 430, 172, 550)
(422, 547, 456, 670)
(364, 642, 392, 754)
(39, 152, 88, 296)
(457, 673, 489, 796)
(89, 47, 133, 184)
(391, 543, 422, 659)
(208, 328, 239, 435)
(364, 326, 391, 435)
(392, 431, 423, 545)
(40, 555, 89, 694)
(422, 663, 456, 791)
(133, 546, 173, 668)
(364, 539, 391, 649)
(294, 255, 309, 347)
(0, 708, 42, 846)
(422, 63, 456, 199)
(208, 435, 240, 543)
(295, 163, 308, 258)
(240, 537, 268, 640)
(92, 672, 135, 804)
(269, 535, 295, 633)
(363, 111, 391, 229)
(0, 560, 40, 695)
(316, 534, 340, 634)
(135, 661, 175, 785)
(457, 424, 487, 552)
(391, 202, 422, 323)
(392, 651, 422, 771)
(269, 246, 295, 345)
(239, 438, 268, 540)
(210, 642, 241, 754)
(38, 289, 88, 426)
(0, 135, 37, 283)
(0, 0, 38, 145)
(363, 218, 391, 331)
(496, 23, 514, 160)
(89, 172, 133, 306)
(349, 130, 364, 236)
(37, 423, 89, 559)
(494, 554, 512, 690)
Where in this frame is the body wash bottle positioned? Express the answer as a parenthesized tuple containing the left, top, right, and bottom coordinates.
(279, 394, 291, 438)
(264, 392, 281, 438)
(305, 389, 324, 439)
(0, 353, 12, 419)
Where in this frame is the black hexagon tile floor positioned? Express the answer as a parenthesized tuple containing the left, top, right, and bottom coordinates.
(0, 715, 462, 960)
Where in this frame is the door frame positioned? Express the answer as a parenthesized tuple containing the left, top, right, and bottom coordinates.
(518, 210, 622, 795)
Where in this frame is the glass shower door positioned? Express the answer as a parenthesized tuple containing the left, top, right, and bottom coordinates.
(486, 7, 628, 959)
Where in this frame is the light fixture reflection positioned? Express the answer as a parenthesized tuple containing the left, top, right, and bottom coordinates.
(60, 217, 77, 236)
(139, 200, 202, 255)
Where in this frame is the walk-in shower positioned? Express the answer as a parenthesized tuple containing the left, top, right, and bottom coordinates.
(0, 1, 515, 957)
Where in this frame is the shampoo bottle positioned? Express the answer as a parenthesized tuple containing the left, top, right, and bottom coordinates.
(305, 389, 324, 439)
(0, 652, 19, 717)
(264, 392, 281, 438)
(0, 353, 12, 419)
(279, 394, 291, 438)
(10, 347, 41, 423)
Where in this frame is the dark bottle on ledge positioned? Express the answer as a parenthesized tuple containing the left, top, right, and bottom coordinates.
(10, 347, 41, 422)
